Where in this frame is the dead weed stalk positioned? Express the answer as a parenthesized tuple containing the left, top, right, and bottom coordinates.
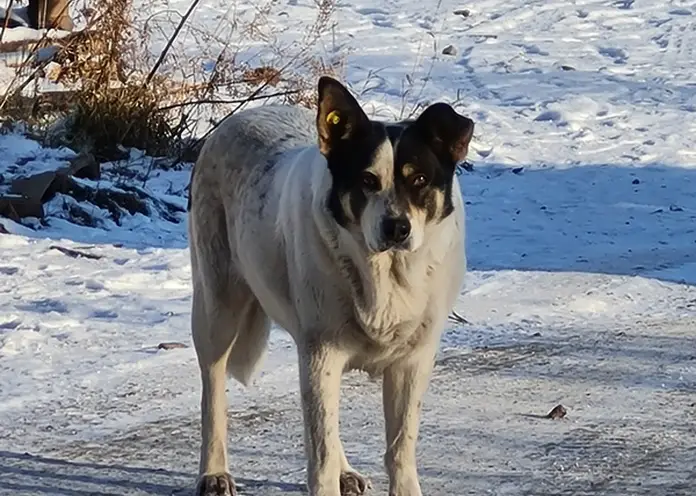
(1, 0, 342, 163)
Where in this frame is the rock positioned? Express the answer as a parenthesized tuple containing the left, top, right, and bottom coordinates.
(442, 44, 458, 56)
(10, 171, 58, 206)
(68, 153, 100, 180)
(0, 194, 44, 221)
(546, 404, 567, 419)
(158, 342, 188, 350)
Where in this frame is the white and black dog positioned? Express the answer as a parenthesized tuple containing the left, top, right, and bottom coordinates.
(188, 76, 473, 496)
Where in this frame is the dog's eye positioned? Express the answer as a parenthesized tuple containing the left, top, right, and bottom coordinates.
(412, 174, 428, 188)
(361, 172, 380, 191)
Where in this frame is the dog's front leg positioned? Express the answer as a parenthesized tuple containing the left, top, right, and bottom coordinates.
(298, 341, 346, 496)
(382, 348, 436, 496)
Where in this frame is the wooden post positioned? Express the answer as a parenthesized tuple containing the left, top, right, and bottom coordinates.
(28, 0, 74, 31)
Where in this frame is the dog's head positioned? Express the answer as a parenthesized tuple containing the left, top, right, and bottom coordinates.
(317, 76, 474, 253)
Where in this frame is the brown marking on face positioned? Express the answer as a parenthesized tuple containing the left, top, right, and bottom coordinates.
(401, 163, 416, 178)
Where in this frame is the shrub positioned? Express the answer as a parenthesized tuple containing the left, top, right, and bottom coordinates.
(0, 0, 341, 162)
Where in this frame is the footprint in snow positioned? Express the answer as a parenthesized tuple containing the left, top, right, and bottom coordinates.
(142, 263, 170, 271)
(669, 8, 692, 16)
(598, 47, 628, 65)
(16, 298, 69, 314)
(0, 266, 19, 276)
(90, 309, 118, 319)
(613, 0, 635, 10)
(355, 7, 393, 28)
(355, 7, 389, 16)
(0, 318, 22, 330)
(534, 110, 566, 125)
(85, 279, 106, 291)
(514, 43, 549, 56)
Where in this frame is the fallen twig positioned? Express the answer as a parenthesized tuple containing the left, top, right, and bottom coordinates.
(448, 311, 470, 325)
(154, 90, 300, 113)
(49, 245, 103, 260)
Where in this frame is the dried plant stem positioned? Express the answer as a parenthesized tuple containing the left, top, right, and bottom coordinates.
(154, 90, 300, 113)
(144, 0, 201, 86)
(0, 0, 15, 44)
(1, 0, 339, 164)
(176, 51, 312, 168)
(0, 0, 95, 113)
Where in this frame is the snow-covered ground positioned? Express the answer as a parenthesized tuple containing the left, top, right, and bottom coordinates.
(1, 0, 696, 494)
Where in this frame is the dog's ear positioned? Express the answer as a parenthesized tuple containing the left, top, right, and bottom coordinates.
(413, 103, 474, 165)
(317, 76, 371, 155)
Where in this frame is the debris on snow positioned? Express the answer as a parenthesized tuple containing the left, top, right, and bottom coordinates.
(49, 245, 103, 260)
(442, 44, 458, 56)
(158, 342, 189, 350)
(546, 404, 568, 420)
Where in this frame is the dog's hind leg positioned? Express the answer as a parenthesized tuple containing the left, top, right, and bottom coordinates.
(192, 283, 235, 496)
(190, 207, 270, 496)
(192, 279, 270, 496)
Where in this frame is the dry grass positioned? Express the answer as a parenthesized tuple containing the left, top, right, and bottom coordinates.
(0, 0, 342, 162)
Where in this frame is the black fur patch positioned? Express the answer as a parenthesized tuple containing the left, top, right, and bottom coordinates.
(325, 122, 389, 226)
(385, 122, 408, 145)
(393, 125, 459, 221)
(326, 117, 466, 226)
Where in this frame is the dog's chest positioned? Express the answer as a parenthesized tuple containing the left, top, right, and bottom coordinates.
(350, 255, 435, 347)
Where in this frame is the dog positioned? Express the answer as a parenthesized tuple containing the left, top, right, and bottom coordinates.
(188, 76, 473, 496)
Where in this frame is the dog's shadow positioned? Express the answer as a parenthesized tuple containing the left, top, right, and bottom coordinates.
(0, 450, 305, 495)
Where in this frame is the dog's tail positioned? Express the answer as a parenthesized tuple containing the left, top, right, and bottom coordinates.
(224, 296, 270, 386)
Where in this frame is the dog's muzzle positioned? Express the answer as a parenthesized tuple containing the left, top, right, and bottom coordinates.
(380, 216, 411, 250)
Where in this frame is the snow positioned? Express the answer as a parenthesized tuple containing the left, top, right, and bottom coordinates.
(1, 0, 696, 495)
(0, 133, 77, 180)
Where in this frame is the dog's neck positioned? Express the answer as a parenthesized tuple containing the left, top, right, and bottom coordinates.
(332, 219, 455, 345)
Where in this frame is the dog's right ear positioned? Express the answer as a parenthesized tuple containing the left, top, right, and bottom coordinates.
(412, 102, 474, 166)
(317, 76, 370, 156)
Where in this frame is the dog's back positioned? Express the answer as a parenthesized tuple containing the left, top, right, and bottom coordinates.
(188, 105, 318, 387)
(189, 104, 316, 221)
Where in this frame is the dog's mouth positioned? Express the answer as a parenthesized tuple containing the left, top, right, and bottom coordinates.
(375, 237, 412, 253)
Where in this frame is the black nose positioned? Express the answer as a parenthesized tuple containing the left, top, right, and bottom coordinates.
(382, 217, 411, 244)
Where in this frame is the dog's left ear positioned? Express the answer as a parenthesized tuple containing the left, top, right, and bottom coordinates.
(316, 76, 371, 156)
(413, 103, 475, 165)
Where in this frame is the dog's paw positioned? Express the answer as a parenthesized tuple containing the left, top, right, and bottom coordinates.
(340, 471, 370, 496)
(197, 473, 237, 496)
